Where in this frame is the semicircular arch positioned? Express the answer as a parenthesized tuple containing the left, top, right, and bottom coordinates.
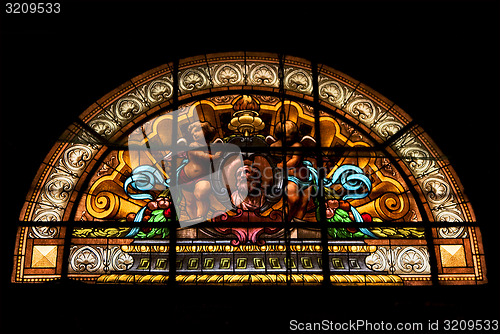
(14, 52, 484, 286)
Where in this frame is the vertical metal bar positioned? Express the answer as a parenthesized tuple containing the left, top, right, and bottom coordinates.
(168, 58, 179, 286)
(425, 225, 440, 286)
(278, 53, 291, 285)
(59, 226, 73, 283)
(312, 61, 331, 286)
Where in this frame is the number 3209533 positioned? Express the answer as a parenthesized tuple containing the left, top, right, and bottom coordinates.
(5, 3, 61, 14)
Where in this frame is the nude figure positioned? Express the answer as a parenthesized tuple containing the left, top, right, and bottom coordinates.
(177, 121, 221, 220)
(270, 120, 313, 220)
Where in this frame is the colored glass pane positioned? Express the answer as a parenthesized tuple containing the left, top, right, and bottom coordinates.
(12, 53, 485, 286)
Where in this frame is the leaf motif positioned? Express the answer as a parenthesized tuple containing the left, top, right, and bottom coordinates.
(333, 209, 351, 222)
(72, 228, 93, 237)
(148, 209, 167, 223)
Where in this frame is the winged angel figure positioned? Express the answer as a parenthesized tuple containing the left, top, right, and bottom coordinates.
(266, 120, 377, 237)
(124, 120, 244, 228)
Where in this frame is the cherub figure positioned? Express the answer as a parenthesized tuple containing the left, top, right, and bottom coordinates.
(267, 120, 316, 220)
(177, 121, 222, 220)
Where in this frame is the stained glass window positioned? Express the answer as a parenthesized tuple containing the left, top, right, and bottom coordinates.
(12, 52, 486, 286)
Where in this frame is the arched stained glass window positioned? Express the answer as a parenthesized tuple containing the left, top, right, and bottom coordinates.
(12, 52, 486, 286)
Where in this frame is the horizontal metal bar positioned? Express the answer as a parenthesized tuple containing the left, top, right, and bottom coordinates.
(54, 137, 447, 160)
(18, 220, 481, 229)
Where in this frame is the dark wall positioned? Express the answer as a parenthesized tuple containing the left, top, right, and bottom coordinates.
(1, 1, 499, 333)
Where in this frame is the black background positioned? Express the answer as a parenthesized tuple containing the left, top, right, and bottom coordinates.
(1, 1, 499, 333)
